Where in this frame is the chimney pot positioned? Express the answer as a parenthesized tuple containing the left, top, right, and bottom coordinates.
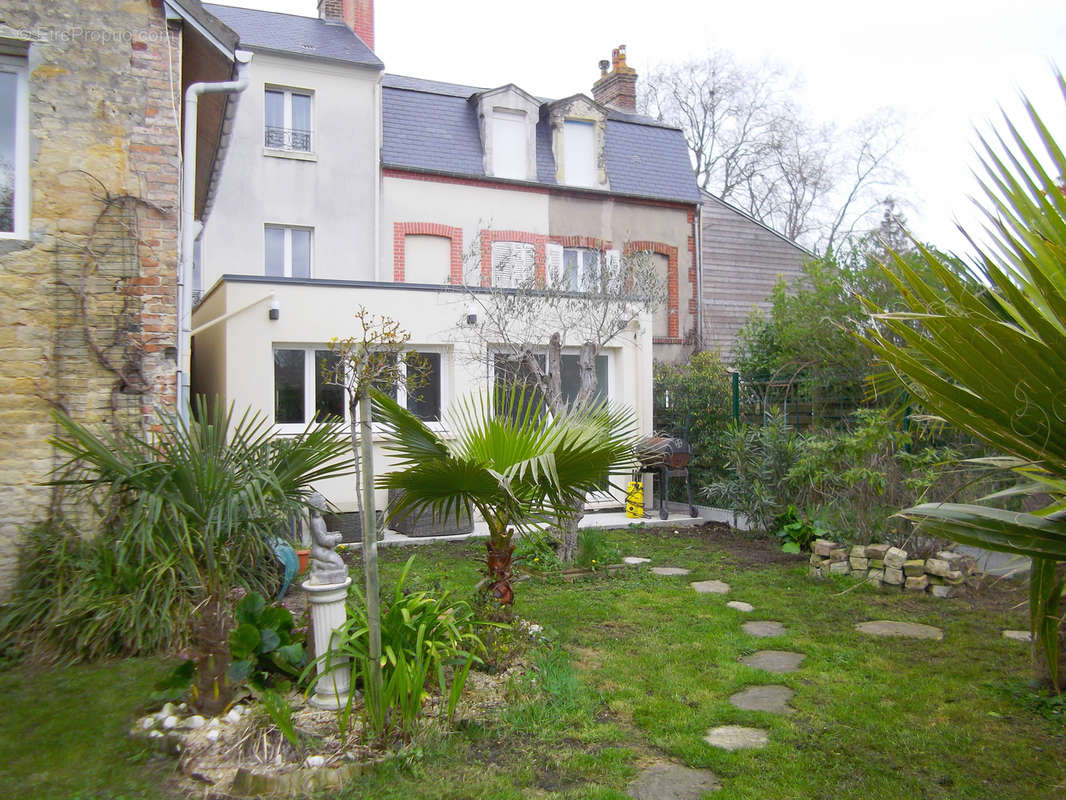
(598, 59, 610, 77)
(592, 44, 637, 113)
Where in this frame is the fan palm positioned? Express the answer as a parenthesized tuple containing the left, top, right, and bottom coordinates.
(47, 397, 354, 712)
(861, 73, 1066, 692)
(373, 386, 638, 605)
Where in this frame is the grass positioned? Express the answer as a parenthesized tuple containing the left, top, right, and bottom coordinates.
(1, 526, 1064, 799)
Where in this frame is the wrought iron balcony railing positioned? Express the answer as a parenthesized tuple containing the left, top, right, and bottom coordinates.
(264, 126, 312, 153)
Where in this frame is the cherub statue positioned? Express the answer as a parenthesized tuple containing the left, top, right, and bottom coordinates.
(307, 492, 348, 585)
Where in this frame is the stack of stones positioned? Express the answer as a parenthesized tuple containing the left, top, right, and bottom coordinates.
(808, 540, 975, 598)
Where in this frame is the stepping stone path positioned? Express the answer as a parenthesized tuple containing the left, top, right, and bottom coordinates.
(690, 579, 730, 594)
(729, 685, 794, 714)
(651, 567, 692, 576)
(742, 621, 786, 637)
(739, 650, 806, 674)
(703, 725, 769, 751)
(726, 601, 754, 612)
(624, 557, 651, 565)
(627, 763, 721, 799)
(1002, 629, 1032, 642)
(854, 620, 943, 641)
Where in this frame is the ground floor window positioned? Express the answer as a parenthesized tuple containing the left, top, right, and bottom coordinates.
(274, 346, 442, 426)
(493, 351, 609, 411)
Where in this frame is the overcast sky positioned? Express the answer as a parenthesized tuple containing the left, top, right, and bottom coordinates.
(212, 0, 1065, 258)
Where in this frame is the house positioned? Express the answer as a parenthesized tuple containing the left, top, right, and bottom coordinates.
(191, 1, 700, 521)
(699, 191, 810, 361)
(0, 0, 244, 593)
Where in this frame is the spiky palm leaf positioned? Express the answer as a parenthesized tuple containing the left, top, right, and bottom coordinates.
(373, 385, 638, 603)
(860, 72, 1066, 691)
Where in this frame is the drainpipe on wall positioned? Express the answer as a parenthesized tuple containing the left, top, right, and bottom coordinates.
(177, 53, 252, 424)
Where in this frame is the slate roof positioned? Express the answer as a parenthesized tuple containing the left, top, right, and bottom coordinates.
(382, 75, 700, 204)
(203, 4, 382, 69)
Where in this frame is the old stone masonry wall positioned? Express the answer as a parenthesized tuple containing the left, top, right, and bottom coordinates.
(0, 0, 181, 594)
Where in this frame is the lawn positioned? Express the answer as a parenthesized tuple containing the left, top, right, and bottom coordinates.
(1, 525, 1063, 799)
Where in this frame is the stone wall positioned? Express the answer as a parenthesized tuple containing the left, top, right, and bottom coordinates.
(0, 0, 181, 594)
(808, 539, 977, 599)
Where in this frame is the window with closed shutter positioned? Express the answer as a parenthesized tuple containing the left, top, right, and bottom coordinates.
(491, 241, 535, 288)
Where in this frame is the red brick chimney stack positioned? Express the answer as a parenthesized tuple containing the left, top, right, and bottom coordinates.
(592, 45, 637, 112)
(318, 0, 374, 51)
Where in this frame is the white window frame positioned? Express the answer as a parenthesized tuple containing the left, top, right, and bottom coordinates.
(264, 225, 313, 279)
(490, 107, 529, 180)
(272, 344, 447, 434)
(562, 118, 597, 188)
(0, 54, 29, 239)
(263, 85, 315, 156)
(490, 241, 535, 288)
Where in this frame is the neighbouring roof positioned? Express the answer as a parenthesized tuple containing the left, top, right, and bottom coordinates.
(382, 75, 701, 204)
(167, 0, 240, 57)
(203, 4, 383, 69)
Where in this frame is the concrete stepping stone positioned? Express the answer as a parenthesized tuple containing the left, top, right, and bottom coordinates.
(726, 601, 754, 612)
(742, 621, 785, 637)
(854, 620, 943, 640)
(690, 579, 730, 594)
(1002, 629, 1032, 642)
(729, 685, 794, 714)
(739, 650, 805, 674)
(703, 725, 769, 751)
(627, 762, 721, 799)
(624, 557, 651, 565)
(651, 567, 691, 576)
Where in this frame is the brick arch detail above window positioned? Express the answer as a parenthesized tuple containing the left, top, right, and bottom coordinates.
(479, 229, 548, 287)
(393, 222, 464, 283)
(625, 240, 679, 340)
(547, 235, 613, 251)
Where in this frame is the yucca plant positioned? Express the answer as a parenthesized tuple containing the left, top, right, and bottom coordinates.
(44, 397, 353, 713)
(862, 73, 1066, 692)
(373, 385, 637, 606)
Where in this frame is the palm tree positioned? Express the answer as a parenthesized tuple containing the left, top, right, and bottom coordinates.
(862, 73, 1066, 692)
(49, 397, 354, 713)
(373, 386, 637, 605)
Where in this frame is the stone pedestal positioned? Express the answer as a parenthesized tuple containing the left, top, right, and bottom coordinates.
(302, 577, 352, 710)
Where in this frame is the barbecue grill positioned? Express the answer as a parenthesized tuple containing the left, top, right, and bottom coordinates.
(634, 436, 698, 520)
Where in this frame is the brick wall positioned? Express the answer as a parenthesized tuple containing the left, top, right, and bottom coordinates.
(0, 0, 181, 594)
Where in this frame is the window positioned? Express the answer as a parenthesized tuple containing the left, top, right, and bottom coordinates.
(0, 54, 28, 237)
(491, 108, 528, 180)
(563, 120, 596, 187)
(274, 348, 345, 425)
(650, 252, 671, 338)
(491, 241, 535, 288)
(562, 248, 599, 291)
(373, 351, 444, 422)
(265, 225, 312, 278)
(265, 87, 312, 152)
(493, 352, 609, 412)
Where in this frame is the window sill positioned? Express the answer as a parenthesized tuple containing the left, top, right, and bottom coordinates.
(263, 148, 317, 162)
(0, 236, 33, 254)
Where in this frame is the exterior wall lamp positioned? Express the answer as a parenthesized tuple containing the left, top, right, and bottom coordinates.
(269, 298, 280, 320)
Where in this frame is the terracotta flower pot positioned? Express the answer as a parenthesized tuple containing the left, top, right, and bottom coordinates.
(296, 548, 310, 574)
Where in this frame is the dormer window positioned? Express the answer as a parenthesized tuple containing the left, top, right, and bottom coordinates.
(476, 85, 541, 182)
(491, 108, 528, 180)
(548, 95, 610, 191)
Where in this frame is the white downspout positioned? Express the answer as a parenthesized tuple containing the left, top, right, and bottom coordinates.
(178, 53, 252, 424)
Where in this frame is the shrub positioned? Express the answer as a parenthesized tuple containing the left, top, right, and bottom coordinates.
(576, 528, 620, 570)
(513, 529, 562, 573)
(653, 352, 734, 494)
(227, 592, 306, 692)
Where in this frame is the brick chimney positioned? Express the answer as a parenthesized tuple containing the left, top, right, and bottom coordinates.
(318, 0, 374, 51)
(592, 45, 637, 112)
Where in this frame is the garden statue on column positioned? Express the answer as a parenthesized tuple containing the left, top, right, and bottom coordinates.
(303, 492, 352, 709)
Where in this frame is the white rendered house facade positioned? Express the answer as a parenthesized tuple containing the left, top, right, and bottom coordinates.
(192, 4, 699, 519)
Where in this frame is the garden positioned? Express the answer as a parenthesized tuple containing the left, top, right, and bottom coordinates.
(2, 72, 1066, 800)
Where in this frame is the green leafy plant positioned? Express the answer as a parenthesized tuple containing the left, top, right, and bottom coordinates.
(513, 529, 563, 573)
(860, 73, 1066, 692)
(227, 592, 306, 691)
(576, 528, 620, 570)
(771, 505, 827, 553)
(701, 413, 799, 533)
(258, 688, 306, 753)
(374, 385, 637, 605)
(1, 398, 352, 714)
(318, 556, 485, 741)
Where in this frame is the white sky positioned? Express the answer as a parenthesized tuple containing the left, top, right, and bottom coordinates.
(213, 0, 1066, 258)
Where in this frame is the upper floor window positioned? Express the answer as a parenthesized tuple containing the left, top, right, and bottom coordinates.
(265, 87, 312, 153)
(265, 225, 312, 278)
(0, 54, 28, 238)
(491, 241, 535, 288)
(563, 120, 596, 187)
(490, 108, 528, 180)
